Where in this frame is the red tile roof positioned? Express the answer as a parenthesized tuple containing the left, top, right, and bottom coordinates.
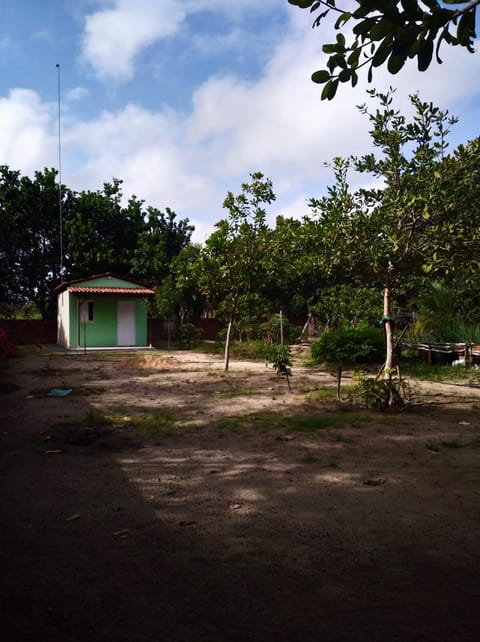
(53, 273, 154, 295)
(68, 286, 154, 296)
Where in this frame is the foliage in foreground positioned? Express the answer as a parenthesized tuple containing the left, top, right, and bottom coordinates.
(353, 371, 414, 410)
(271, 344, 293, 391)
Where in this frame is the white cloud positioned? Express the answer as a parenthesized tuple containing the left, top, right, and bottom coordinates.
(0, 89, 56, 173)
(80, 0, 286, 82)
(81, 0, 188, 80)
(65, 103, 222, 216)
(66, 86, 90, 102)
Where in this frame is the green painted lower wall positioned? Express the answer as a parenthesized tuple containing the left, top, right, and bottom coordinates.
(68, 296, 149, 348)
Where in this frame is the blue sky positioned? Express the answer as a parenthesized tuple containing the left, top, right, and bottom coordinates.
(1, 0, 479, 242)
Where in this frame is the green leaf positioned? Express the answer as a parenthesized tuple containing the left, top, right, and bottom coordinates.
(457, 10, 476, 46)
(387, 51, 407, 74)
(288, 0, 315, 7)
(311, 69, 331, 84)
(371, 43, 392, 68)
(335, 12, 351, 29)
(332, 53, 348, 70)
(347, 46, 361, 68)
(321, 79, 339, 101)
(353, 18, 377, 37)
(417, 37, 434, 71)
(400, 0, 422, 19)
(370, 19, 394, 41)
(322, 43, 338, 54)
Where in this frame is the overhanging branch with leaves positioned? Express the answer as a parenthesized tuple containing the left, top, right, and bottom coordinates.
(289, 0, 479, 99)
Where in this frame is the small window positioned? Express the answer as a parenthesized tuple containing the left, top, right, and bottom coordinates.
(81, 301, 94, 322)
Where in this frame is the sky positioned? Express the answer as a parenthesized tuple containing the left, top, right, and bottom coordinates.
(1, 0, 479, 242)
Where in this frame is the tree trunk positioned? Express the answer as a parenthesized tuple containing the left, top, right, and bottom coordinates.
(382, 262, 396, 407)
(336, 365, 342, 400)
(224, 293, 238, 372)
(383, 284, 394, 375)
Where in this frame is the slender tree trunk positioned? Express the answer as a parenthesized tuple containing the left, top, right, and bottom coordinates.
(383, 262, 396, 407)
(224, 293, 238, 372)
(382, 261, 395, 377)
(336, 365, 342, 400)
(383, 286, 394, 375)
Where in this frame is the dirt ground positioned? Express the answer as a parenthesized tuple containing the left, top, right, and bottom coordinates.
(1, 346, 480, 642)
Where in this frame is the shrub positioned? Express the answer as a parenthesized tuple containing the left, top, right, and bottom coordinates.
(310, 325, 384, 367)
(353, 370, 414, 410)
(271, 344, 293, 391)
(178, 323, 203, 348)
(310, 325, 384, 399)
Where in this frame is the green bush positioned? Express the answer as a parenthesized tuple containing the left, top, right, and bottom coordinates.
(178, 323, 203, 348)
(310, 325, 384, 367)
(230, 340, 278, 362)
(353, 370, 413, 410)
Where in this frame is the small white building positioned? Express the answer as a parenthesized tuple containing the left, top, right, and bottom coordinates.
(55, 273, 154, 349)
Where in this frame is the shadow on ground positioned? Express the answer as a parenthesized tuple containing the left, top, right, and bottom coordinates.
(1, 350, 480, 641)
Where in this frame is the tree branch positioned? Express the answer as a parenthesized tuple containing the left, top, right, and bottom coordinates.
(451, 0, 480, 20)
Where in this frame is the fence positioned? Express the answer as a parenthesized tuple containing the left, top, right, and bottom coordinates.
(0, 318, 225, 346)
(400, 339, 480, 365)
(0, 319, 57, 345)
(1, 317, 306, 347)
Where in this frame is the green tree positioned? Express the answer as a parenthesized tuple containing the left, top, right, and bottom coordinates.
(412, 280, 460, 338)
(130, 207, 194, 285)
(264, 216, 311, 316)
(17, 168, 69, 318)
(422, 136, 480, 286)
(288, 0, 479, 99)
(171, 243, 206, 322)
(64, 179, 144, 280)
(310, 325, 384, 398)
(0, 166, 23, 314)
(0, 167, 68, 318)
(265, 159, 372, 321)
(351, 89, 459, 374)
(199, 172, 275, 371)
(311, 284, 383, 329)
(301, 89, 477, 387)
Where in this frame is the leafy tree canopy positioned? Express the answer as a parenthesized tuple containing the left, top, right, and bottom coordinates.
(197, 171, 276, 369)
(288, 0, 479, 99)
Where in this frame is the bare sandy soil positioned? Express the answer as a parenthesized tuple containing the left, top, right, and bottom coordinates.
(1, 347, 480, 641)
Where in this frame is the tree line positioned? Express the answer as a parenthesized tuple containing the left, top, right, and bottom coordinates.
(2, 90, 480, 358)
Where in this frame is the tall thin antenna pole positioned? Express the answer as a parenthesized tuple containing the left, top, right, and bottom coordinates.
(56, 63, 64, 281)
